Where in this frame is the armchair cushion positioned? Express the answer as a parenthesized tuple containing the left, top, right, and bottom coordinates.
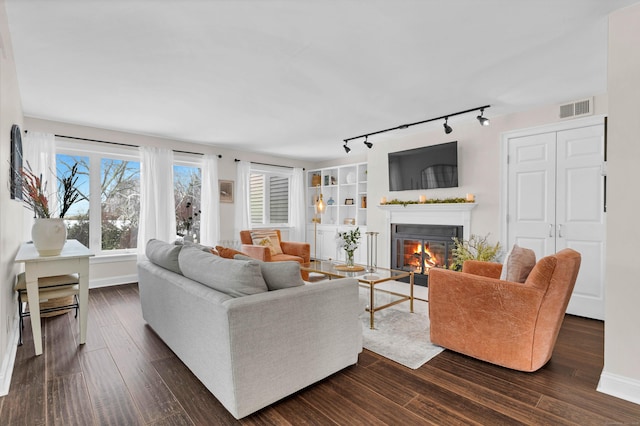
(499, 244, 536, 283)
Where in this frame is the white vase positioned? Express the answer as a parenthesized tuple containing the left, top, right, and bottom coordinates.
(32, 218, 67, 256)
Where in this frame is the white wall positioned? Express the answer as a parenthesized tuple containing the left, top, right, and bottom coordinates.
(364, 96, 608, 268)
(0, 0, 25, 395)
(598, 3, 640, 405)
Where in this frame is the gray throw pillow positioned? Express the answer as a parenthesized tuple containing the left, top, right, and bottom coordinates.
(146, 239, 183, 274)
(179, 246, 268, 297)
(234, 254, 305, 291)
(499, 244, 536, 283)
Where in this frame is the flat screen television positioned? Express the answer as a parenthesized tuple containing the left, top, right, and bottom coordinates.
(388, 141, 458, 191)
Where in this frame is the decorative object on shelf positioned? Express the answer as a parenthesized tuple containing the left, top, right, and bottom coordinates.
(312, 185, 326, 259)
(327, 197, 335, 205)
(311, 173, 321, 187)
(341, 104, 490, 153)
(20, 162, 81, 256)
(419, 195, 427, 203)
(331, 175, 337, 185)
(324, 175, 329, 186)
(449, 234, 502, 271)
(366, 231, 379, 272)
(343, 218, 355, 225)
(466, 193, 475, 202)
(337, 227, 361, 268)
(346, 172, 356, 184)
(380, 196, 387, 205)
(361, 196, 367, 208)
(345, 198, 354, 205)
(219, 180, 234, 203)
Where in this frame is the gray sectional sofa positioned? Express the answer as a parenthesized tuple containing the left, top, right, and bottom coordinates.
(137, 240, 363, 419)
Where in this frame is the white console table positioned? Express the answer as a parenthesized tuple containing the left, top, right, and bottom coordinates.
(15, 240, 92, 356)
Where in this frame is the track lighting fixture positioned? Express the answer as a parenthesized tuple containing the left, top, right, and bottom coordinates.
(341, 104, 490, 153)
(443, 117, 453, 134)
(477, 108, 490, 126)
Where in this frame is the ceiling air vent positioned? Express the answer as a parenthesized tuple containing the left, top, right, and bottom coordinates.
(559, 97, 593, 119)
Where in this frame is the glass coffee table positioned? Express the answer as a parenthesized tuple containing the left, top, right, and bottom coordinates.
(301, 260, 414, 329)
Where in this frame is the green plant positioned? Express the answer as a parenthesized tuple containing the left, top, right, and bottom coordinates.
(449, 234, 502, 270)
(336, 227, 361, 256)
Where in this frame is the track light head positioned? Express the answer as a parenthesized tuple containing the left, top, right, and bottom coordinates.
(364, 136, 373, 149)
(443, 117, 453, 134)
(477, 108, 490, 126)
(343, 142, 351, 153)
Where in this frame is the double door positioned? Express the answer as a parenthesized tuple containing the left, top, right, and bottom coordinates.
(506, 122, 605, 319)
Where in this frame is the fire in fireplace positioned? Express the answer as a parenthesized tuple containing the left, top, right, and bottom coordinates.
(391, 223, 463, 286)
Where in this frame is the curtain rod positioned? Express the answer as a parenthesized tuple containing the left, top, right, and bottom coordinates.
(234, 159, 303, 170)
(24, 130, 222, 158)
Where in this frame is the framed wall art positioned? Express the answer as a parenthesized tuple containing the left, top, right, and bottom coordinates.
(220, 180, 234, 203)
(10, 124, 23, 200)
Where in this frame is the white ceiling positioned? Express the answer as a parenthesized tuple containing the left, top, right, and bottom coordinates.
(5, 0, 638, 161)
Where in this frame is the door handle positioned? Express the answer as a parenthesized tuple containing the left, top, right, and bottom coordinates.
(558, 224, 563, 238)
(549, 224, 554, 237)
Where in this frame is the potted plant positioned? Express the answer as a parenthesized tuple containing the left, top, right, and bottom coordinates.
(21, 162, 81, 256)
(336, 227, 361, 268)
(448, 234, 502, 271)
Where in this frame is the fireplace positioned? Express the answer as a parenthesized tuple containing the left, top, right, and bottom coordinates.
(391, 223, 463, 286)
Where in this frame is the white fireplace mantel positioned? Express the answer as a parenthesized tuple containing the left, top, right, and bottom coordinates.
(378, 203, 477, 241)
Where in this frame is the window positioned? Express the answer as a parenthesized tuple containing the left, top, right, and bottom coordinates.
(174, 162, 202, 242)
(57, 140, 204, 254)
(249, 168, 290, 226)
(100, 158, 140, 250)
(57, 140, 140, 254)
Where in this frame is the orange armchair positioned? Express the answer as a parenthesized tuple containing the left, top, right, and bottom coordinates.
(239, 230, 310, 280)
(428, 248, 581, 372)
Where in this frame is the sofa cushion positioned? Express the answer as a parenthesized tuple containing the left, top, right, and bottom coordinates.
(234, 254, 305, 291)
(250, 230, 283, 256)
(146, 239, 183, 274)
(180, 246, 268, 297)
(499, 244, 536, 283)
(215, 246, 248, 259)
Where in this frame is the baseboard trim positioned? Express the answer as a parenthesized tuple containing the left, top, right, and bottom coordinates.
(89, 273, 138, 289)
(0, 318, 19, 396)
(598, 371, 640, 405)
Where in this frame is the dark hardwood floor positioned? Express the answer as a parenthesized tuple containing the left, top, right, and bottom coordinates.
(1, 283, 639, 425)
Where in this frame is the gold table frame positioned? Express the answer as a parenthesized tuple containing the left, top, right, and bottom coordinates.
(301, 260, 414, 329)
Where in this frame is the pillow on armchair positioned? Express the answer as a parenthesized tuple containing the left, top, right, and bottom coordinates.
(499, 244, 536, 283)
(249, 230, 284, 256)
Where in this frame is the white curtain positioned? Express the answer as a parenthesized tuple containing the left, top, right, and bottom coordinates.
(200, 154, 220, 246)
(22, 132, 57, 215)
(137, 146, 176, 251)
(289, 167, 306, 242)
(234, 160, 252, 238)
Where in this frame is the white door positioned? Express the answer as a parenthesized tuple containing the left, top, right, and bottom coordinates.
(506, 123, 605, 320)
(556, 125, 606, 319)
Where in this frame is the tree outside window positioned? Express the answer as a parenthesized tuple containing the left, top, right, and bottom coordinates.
(174, 165, 201, 242)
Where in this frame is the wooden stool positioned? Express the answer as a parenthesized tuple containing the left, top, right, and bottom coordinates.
(14, 272, 80, 346)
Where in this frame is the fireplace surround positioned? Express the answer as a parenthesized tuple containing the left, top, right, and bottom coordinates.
(378, 202, 477, 286)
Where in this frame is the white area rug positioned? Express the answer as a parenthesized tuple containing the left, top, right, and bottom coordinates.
(360, 307, 444, 369)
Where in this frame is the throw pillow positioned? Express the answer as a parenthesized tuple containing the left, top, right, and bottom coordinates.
(249, 230, 284, 256)
(179, 246, 268, 297)
(146, 239, 183, 275)
(499, 244, 536, 283)
(215, 246, 248, 259)
(234, 254, 305, 290)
